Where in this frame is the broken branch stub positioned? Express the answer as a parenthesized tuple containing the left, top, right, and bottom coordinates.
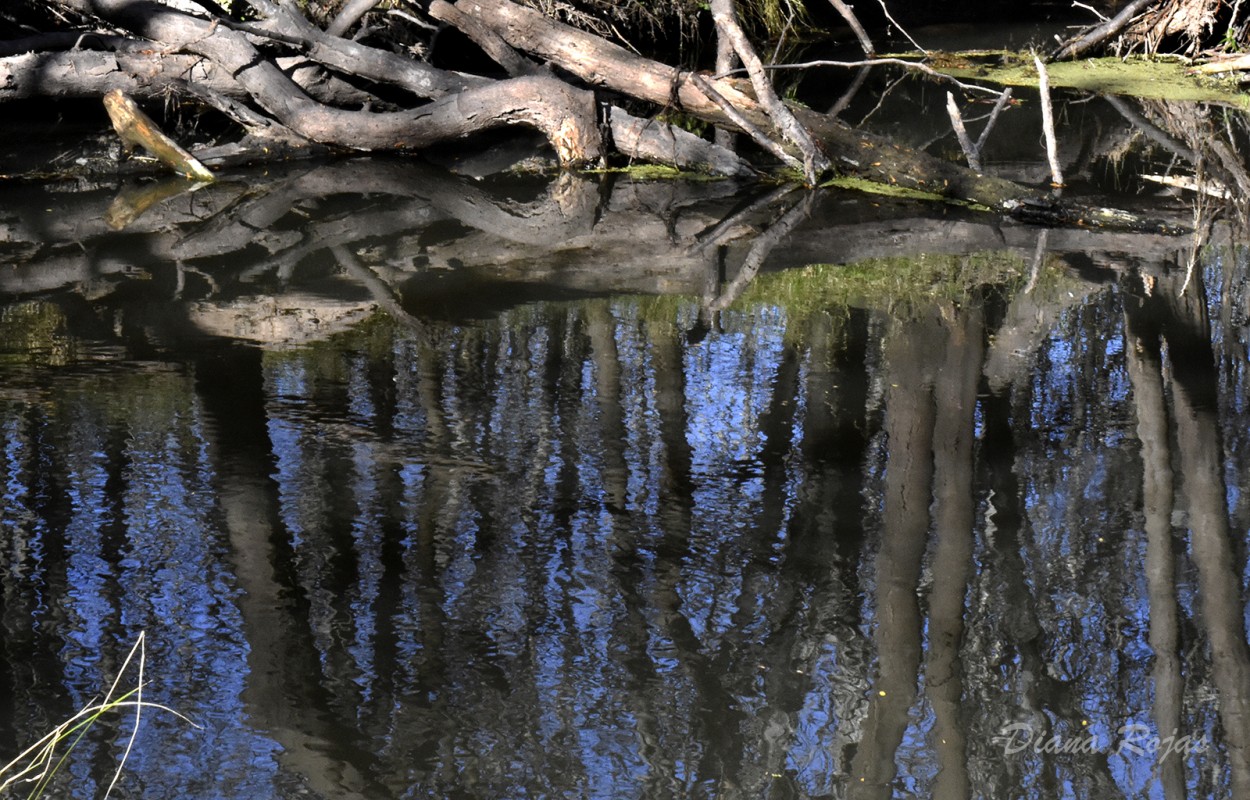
(103, 89, 215, 181)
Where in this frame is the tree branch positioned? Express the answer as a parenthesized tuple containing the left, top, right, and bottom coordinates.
(709, 0, 828, 184)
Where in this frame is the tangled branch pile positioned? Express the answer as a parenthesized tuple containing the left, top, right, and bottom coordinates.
(1, 0, 1056, 212)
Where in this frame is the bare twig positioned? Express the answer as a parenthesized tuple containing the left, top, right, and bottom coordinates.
(876, 0, 927, 54)
(1071, 1, 1110, 22)
(946, 92, 981, 171)
(710, 0, 829, 183)
(1033, 52, 1064, 186)
(826, 0, 875, 57)
(974, 87, 1013, 153)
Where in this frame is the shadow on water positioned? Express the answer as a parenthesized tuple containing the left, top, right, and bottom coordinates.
(2, 90, 1250, 799)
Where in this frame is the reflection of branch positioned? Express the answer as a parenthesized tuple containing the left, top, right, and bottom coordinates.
(1023, 229, 1048, 294)
(974, 87, 1013, 154)
(691, 183, 798, 252)
(105, 177, 209, 230)
(1101, 95, 1197, 163)
(704, 192, 815, 313)
(827, 64, 872, 118)
(331, 245, 431, 339)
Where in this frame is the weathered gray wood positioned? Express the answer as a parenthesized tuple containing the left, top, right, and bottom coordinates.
(709, 0, 828, 183)
(53, 0, 599, 163)
(609, 108, 754, 177)
(103, 89, 215, 180)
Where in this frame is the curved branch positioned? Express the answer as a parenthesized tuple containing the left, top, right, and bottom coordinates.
(58, 0, 599, 163)
(325, 0, 376, 37)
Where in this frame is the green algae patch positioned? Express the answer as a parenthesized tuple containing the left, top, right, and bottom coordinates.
(939, 54, 1247, 105)
(821, 175, 949, 202)
(730, 252, 1027, 318)
(586, 164, 721, 181)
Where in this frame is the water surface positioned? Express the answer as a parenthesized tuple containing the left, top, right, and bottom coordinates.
(1, 120, 1249, 798)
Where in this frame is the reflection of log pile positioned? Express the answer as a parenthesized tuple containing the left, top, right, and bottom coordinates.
(0, 154, 1203, 351)
(1127, 97, 1250, 212)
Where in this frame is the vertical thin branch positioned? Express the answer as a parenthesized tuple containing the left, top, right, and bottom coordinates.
(974, 87, 1013, 153)
(826, 0, 875, 56)
(1033, 52, 1064, 187)
(877, 0, 927, 54)
(710, 0, 829, 184)
(104, 632, 146, 799)
(945, 92, 981, 171)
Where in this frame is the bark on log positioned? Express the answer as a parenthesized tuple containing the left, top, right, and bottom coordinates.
(609, 108, 754, 177)
(241, 0, 488, 99)
(429, 0, 538, 77)
(326, 0, 376, 37)
(0, 46, 397, 107)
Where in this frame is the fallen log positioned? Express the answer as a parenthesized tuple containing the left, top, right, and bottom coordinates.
(1050, 0, 1155, 61)
(454, 0, 1032, 208)
(22, 0, 1186, 232)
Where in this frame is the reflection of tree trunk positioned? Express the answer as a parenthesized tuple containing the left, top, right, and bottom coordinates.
(850, 315, 938, 799)
(585, 302, 629, 514)
(649, 318, 696, 546)
(196, 345, 379, 797)
(1162, 272, 1250, 796)
(1122, 285, 1185, 799)
(925, 302, 984, 800)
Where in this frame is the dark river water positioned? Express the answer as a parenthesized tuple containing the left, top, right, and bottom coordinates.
(2, 108, 1250, 798)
